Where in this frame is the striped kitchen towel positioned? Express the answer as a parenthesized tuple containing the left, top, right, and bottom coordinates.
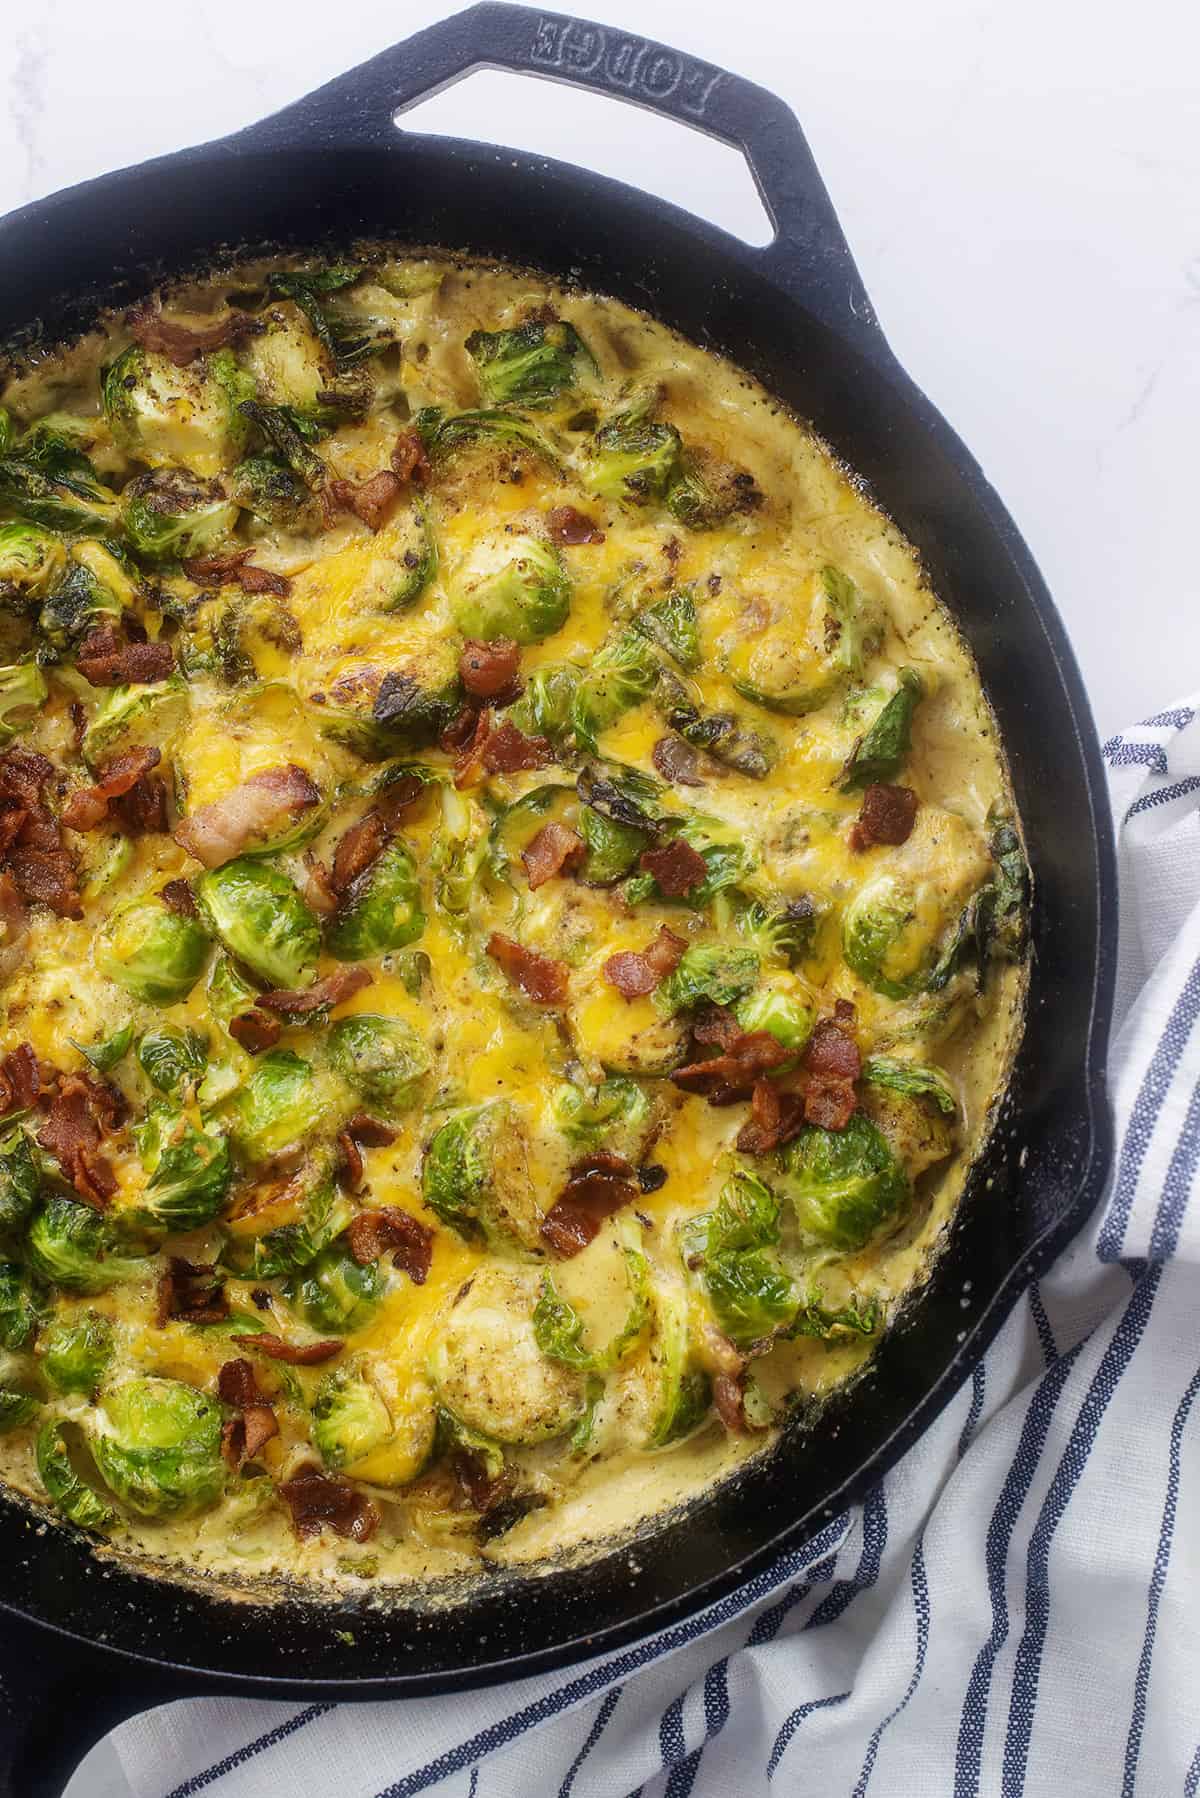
(114, 698, 1200, 1798)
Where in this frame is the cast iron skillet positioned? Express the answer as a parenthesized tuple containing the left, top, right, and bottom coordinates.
(0, 6, 1116, 1791)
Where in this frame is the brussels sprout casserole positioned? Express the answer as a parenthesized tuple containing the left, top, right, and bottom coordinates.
(0, 254, 1027, 1586)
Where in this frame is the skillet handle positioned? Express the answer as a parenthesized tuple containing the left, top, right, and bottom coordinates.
(233, 1, 882, 349)
(0, 1622, 188, 1797)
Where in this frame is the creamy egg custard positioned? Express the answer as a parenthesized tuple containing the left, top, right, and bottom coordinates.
(0, 254, 1026, 1588)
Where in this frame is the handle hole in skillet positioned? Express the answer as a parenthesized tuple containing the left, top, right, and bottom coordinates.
(395, 69, 775, 247)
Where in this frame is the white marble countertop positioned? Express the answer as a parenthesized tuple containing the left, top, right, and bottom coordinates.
(0, 0, 1190, 1790)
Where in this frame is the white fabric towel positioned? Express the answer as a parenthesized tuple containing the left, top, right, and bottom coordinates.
(113, 698, 1200, 1798)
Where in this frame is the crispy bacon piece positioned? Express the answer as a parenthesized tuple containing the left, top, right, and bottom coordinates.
(217, 1358, 278, 1470)
(182, 548, 292, 599)
(638, 837, 708, 898)
(128, 305, 262, 366)
(230, 1333, 344, 1365)
(651, 736, 706, 787)
(481, 719, 553, 775)
(160, 879, 198, 917)
(375, 773, 432, 830)
(803, 1074, 858, 1131)
(451, 706, 492, 789)
(36, 1070, 124, 1207)
(258, 965, 372, 1018)
(0, 749, 81, 919)
(279, 1467, 379, 1542)
(849, 783, 919, 852)
(803, 1018, 861, 1081)
(156, 1258, 228, 1327)
(391, 428, 431, 486)
(355, 470, 405, 532)
(672, 1030, 790, 1106)
(712, 1371, 768, 1435)
(330, 810, 389, 895)
(521, 820, 585, 890)
(545, 505, 605, 546)
(346, 1112, 396, 1148)
(458, 637, 521, 701)
(295, 852, 338, 918)
(737, 1078, 806, 1154)
(0, 1044, 41, 1114)
(486, 932, 569, 1005)
(173, 764, 320, 868)
(346, 1207, 433, 1283)
(229, 1010, 282, 1054)
(540, 1151, 639, 1258)
(337, 1130, 364, 1191)
(691, 1005, 742, 1050)
(602, 927, 686, 1000)
(62, 746, 162, 832)
(76, 625, 175, 687)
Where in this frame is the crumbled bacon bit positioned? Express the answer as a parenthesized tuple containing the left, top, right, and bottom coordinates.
(156, 1258, 228, 1327)
(331, 811, 389, 895)
(540, 1151, 639, 1258)
(229, 1010, 283, 1054)
(638, 837, 708, 898)
(346, 1207, 433, 1283)
(652, 736, 706, 787)
(258, 966, 372, 1018)
(230, 1333, 344, 1365)
(375, 773, 432, 829)
(486, 932, 569, 1005)
(62, 746, 165, 834)
(691, 1005, 742, 1050)
(174, 764, 320, 868)
(458, 638, 521, 701)
(217, 1358, 267, 1410)
(849, 783, 919, 852)
(182, 549, 292, 599)
(279, 1467, 379, 1541)
(68, 702, 86, 754)
(128, 305, 262, 366)
(803, 1074, 858, 1131)
(736, 1078, 806, 1154)
(0, 1043, 41, 1114)
(76, 626, 175, 687)
(451, 706, 492, 788)
(671, 1030, 790, 1105)
(160, 879, 198, 918)
(546, 505, 604, 546)
(0, 749, 81, 918)
(522, 820, 585, 890)
(793, 1014, 861, 1131)
(295, 852, 338, 918)
(217, 1357, 279, 1468)
(602, 927, 686, 1000)
(346, 1113, 397, 1149)
(481, 719, 553, 775)
(452, 1451, 511, 1515)
(713, 1371, 767, 1435)
(803, 1018, 861, 1081)
(337, 1130, 364, 1191)
(391, 428, 430, 486)
(36, 1069, 125, 1207)
(662, 536, 682, 566)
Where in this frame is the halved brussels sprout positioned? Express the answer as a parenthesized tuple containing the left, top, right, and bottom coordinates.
(82, 676, 189, 769)
(450, 532, 571, 644)
(838, 669, 923, 790)
(580, 396, 682, 506)
(228, 454, 325, 534)
(222, 1163, 351, 1280)
(577, 805, 648, 884)
(36, 1420, 115, 1530)
(632, 586, 701, 670)
(137, 1027, 207, 1098)
(198, 858, 320, 989)
(428, 1265, 586, 1445)
(0, 423, 122, 534)
(654, 943, 760, 1016)
(775, 1112, 912, 1253)
(38, 557, 124, 653)
(99, 897, 210, 1004)
(29, 1196, 152, 1294)
(0, 1389, 39, 1432)
(571, 630, 658, 753)
(729, 567, 880, 715)
(0, 661, 47, 747)
(325, 840, 424, 962)
(422, 1100, 543, 1254)
(122, 469, 240, 562)
(88, 1377, 225, 1518)
(734, 980, 815, 1058)
(507, 663, 581, 747)
(312, 1363, 393, 1471)
(101, 344, 252, 473)
(379, 503, 437, 612)
(552, 1077, 656, 1165)
(0, 1128, 40, 1238)
(678, 1171, 796, 1348)
(226, 1050, 324, 1166)
(734, 896, 820, 970)
(0, 519, 67, 610)
(286, 1247, 384, 1334)
(0, 1261, 42, 1350)
(488, 783, 577, 883)
(327, 1015, 431, 1113)
(644, 1281, 711, 1447)
(41, 1310, 115, 1396)
(132, 1108, 234, 1236)
(465, 319, 597, 409)
(859, 1075, 955, 1183)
